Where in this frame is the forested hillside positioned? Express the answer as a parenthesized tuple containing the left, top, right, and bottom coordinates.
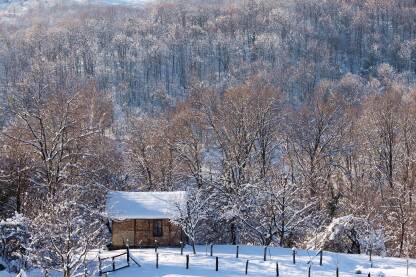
(1, 0, 416, 275)
(1, 0, 416, 111)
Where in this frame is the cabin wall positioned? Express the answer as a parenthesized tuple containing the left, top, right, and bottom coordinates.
(112, 219, 182, 248)
(112, 219, 135, 247)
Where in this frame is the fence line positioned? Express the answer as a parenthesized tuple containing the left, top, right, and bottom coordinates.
(98, 251, 129, 275)
(99, 245, 387, 276)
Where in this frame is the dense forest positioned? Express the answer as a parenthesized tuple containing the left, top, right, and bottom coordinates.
(1, 0, 416, 275)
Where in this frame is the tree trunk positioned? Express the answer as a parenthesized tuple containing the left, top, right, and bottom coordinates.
(192, 240, 196, 254)
(230, 222, 237, 245)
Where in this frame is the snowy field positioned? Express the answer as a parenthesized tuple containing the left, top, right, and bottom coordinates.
(90, 245, 413, 277)
(1, 244, 414, 276)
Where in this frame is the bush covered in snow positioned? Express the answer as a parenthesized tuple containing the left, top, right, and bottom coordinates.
(28, 194, 108, 277)
(0, 213, 29, 273)
(309, 215, 385, 255)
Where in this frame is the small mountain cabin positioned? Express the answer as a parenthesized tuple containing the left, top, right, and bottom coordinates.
(106, 191, 186, 248)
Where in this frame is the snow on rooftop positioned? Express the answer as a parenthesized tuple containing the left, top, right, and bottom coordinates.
(106, 191, 186, 220)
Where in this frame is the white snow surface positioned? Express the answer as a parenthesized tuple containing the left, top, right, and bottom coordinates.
(7, 245, 415, 276)
(106, 191, 187, 220)
(88, 245, 414, 277)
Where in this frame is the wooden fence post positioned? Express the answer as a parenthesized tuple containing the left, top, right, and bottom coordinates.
(264, 247, 267, 261)
(112, 257, 115, 271)
(180, 241, 184, 255)
(308, 265, 311, 277)
(292, 248, 296, 264)
(156, 253, 159, 268)
(245, 260, 249, 275)
(407, 259, 409, 276)
(319, 250, 323, 266)
(276, 261, 279, 276)
(127, 245, 130, 266)
(210, 244, 213, 256)
(98, 257, 102, 276)
(186, 254, 189, 269)
(215, 256, 219, 271)
(336, 266, 339, 277)
(155, 240, 159, 253)
(236, 245, 239, 258)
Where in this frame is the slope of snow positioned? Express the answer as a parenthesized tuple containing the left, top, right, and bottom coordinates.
(9, 244, 415, 276)
(0, 271, 14, 277)
(0, 258, 15, 277)
(91, 245, 413, 277)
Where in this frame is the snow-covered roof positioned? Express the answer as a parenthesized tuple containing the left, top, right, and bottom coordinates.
(106, 191, 187, 220)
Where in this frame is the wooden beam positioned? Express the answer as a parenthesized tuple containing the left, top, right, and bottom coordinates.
(134, 219, 137, 247)
(168, 221, 171, 246)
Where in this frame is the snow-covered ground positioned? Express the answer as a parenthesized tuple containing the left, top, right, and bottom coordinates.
(2, 244, 414, 276)
(90, 245, 412, 277)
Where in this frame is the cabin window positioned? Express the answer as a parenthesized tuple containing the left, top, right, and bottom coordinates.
(153, 220, 163, 237)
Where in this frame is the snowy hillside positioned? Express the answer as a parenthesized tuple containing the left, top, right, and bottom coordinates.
(89, 245, 413, 277)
